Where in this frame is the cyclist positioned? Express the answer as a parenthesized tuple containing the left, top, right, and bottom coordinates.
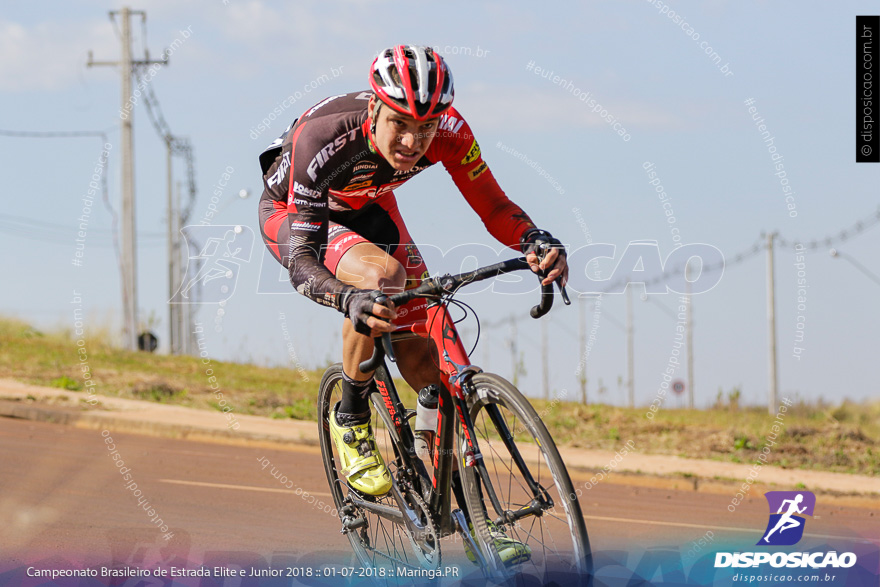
(258, 45, 568, 563)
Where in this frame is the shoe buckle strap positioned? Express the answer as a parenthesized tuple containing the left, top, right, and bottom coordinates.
(356, 438, 373, 457)
(343, 452, 383, 477)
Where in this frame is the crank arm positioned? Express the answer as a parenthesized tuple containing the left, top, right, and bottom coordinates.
(347, 491, 404, 526)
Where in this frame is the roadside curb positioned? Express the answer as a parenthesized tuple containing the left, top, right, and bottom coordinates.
(0, 399, 319, 450)
(1, 379, 878, 508)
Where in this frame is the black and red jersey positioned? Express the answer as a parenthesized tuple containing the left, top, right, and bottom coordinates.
(258, 91, 535, 311)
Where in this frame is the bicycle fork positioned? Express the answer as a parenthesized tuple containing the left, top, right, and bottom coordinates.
(454, 378, 554, 528)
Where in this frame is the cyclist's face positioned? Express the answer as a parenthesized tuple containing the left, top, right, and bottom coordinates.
(369, 98, 439, 171)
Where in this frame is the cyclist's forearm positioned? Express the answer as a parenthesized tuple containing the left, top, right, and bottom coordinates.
(288, 250, 356, 311)
(484, 204, 535, 249)
(285, 188, 359, 311)
(453, 172, 536, 248)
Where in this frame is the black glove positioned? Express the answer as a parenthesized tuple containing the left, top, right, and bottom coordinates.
(520, 228, 565, 262)
(342, 289, 388, 336)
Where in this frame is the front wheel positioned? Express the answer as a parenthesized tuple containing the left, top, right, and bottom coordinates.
(458, 372, 592, 584)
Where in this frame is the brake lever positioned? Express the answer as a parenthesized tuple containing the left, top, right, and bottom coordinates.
(374, 295, 397, 363)
(557, 278, 571, 305)
(529, 267, 554, 319)
(382, 332, 396, 363)
(537, 241, 571, 305)
(357, 297, 397, 373)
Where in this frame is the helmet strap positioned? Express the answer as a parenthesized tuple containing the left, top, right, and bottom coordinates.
(370, 101, 381, 136)
(367, 100, 381, 154)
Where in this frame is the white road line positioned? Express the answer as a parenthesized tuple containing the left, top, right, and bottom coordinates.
(158, 478, 333, 498)
(157, 479, 876, 544)
(583, 514, 877, 543)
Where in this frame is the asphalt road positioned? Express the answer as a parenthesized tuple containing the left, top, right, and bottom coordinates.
(1, 418, 876, 581)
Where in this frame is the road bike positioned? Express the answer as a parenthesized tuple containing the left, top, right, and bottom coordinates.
(317, 254, 592, 584)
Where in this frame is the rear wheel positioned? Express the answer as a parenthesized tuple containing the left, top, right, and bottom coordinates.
(458, 372, 591, 584)
(317, 363, 440, 578)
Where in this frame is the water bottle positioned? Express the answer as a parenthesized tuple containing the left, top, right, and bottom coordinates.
(414, 384, 440, 459)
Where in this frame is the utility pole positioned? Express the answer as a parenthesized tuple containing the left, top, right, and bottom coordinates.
(540, 316, 550, 399)
(88, 7, 165, 350)
(483, 328, 490, 371)
(508, 315, 518, 386)
(167, 139, 177, 354)
(626, 287, 634, 408)
(174, 180, 184, 354)
(181, 236, 196, 355)
(766, 232, 779, 415)
(578, 297, 587, 404)
(686, 263, 694, 409)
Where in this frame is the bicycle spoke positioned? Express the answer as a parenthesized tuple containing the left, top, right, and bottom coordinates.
(459, 375, 590, 582)
(481, 430, 533, 503)
(320, 367, 437, 581)
(512, 511, 565, 564)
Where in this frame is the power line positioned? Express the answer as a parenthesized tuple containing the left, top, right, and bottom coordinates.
(777, 205, 880, 251)
(0, 214, 163, 244)
(0, 129, 109, 139)
(137, 68, 198, 222)
(0, 128, 122, 263)
(594, 236, 766, 296)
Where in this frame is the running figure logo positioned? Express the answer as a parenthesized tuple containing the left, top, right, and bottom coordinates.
(757, 491, 816, 546)
(171, 225, 255, 304)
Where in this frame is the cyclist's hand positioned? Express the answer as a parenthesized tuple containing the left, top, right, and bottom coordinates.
(344, 289, 397, 336)
(527, 246, 569, 286)
(522, 229, 569, 287)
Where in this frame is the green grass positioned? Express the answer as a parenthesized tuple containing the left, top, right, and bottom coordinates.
(528, 397, 880, 476)
(50, 375, 82, 391)
(1, 316, 877, 475)
(0, 316, 326, 419)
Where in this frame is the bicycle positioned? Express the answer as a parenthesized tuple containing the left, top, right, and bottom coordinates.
(317, 254, 592, 584)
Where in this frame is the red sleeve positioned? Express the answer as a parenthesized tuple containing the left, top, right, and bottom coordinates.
(426, 110, 536, 250)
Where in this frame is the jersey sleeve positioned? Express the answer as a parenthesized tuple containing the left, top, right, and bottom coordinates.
(429, 111, 536, 249)
(282, 121, 356, 311)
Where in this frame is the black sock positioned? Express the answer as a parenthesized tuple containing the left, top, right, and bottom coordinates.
(338, 370, 374, 423)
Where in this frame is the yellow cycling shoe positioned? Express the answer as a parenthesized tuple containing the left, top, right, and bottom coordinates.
(463, 520, 531, 566)
(329, 403, 392, 496)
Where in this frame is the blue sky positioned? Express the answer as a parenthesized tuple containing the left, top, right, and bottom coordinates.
(1, 1, 877, 408)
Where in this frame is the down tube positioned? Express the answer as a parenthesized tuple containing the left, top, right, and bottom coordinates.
(424, 303, 471, 386)
(424, 303, 469, 531)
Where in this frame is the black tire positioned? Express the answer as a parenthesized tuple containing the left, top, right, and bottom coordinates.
(317, 363, 440, 579)
(458, 372, 592, 584)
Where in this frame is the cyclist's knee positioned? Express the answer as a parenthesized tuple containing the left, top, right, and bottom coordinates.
(355, 257, 406, 293)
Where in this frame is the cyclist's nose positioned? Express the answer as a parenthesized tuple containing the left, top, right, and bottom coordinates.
(400, 132, 417, 149)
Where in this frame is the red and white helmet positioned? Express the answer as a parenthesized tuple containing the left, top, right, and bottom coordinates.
(369, 45, 454, 121)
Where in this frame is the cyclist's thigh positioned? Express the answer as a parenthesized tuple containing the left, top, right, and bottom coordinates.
(360, 195, 431, 327)
(334, 197, 431, 328)
(372, 194, 431, 293)
(258, 195, 392, 283)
